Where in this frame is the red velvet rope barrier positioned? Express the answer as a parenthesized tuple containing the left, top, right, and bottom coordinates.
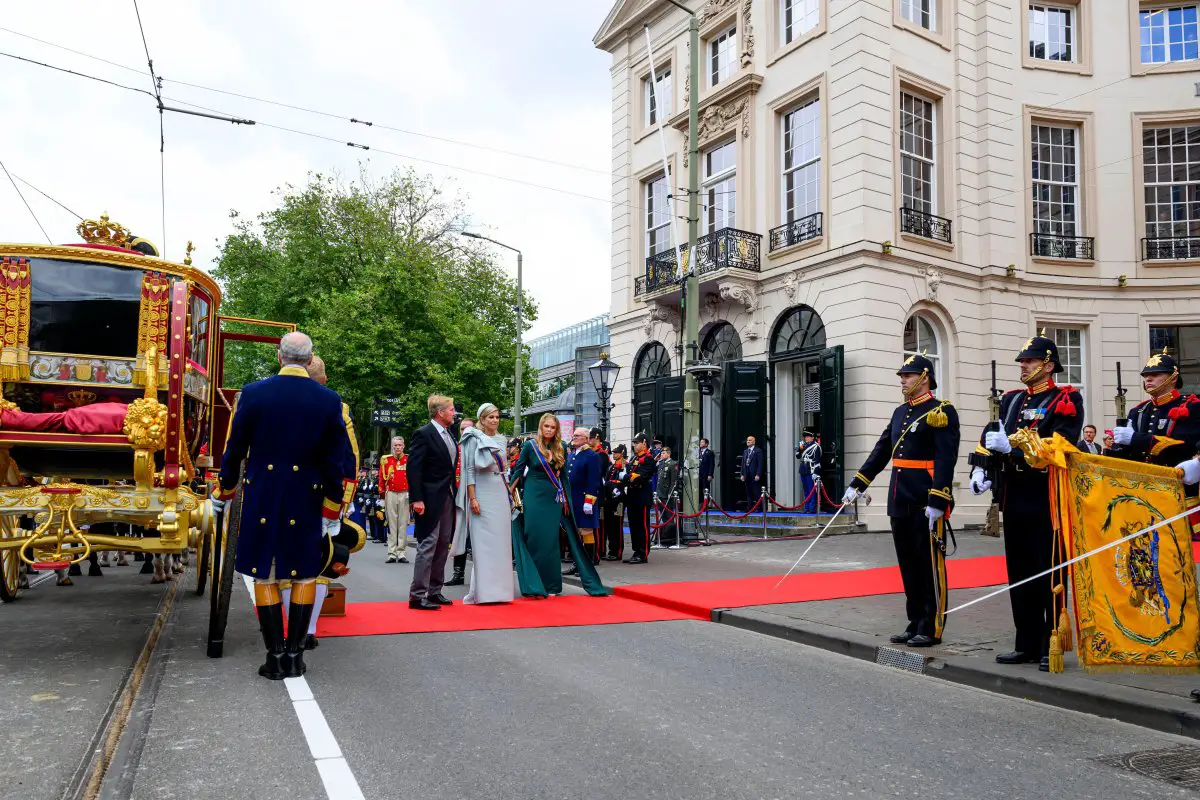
(649, 497, 709, 528)
(819, 483, 840, 508)
(765, 481, 817, 512)
(708, 494, 765, 519)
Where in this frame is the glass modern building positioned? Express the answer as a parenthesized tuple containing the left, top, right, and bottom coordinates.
(523, 314, 610, 435)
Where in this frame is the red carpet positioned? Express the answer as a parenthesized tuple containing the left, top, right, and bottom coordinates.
(315, 594, 703, 638)
(613, 555, 1010, 618)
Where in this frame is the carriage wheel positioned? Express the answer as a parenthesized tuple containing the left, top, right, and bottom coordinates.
(206, 488, 241, 658)
(193, 504, 216, 597)
(0, 516, 21, 603)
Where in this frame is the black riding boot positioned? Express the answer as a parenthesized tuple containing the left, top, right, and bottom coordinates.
(446, 553, 467, 586)
(283, 595, 315, 678)
(257, 602, 286, 681)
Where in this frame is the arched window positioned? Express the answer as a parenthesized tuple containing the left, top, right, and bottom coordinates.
(701, 322, 743, 364)
(634, 342, 672, 382)
(770, 305, 826, 358)
(903, 313, 942, 390)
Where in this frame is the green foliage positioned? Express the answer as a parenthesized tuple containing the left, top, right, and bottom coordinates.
(212, 167, 538, 443)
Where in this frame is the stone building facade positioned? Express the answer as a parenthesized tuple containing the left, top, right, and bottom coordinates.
(594, 0, 1200, 526)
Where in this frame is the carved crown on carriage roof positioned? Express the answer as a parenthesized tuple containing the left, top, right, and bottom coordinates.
(76, 214, 132, 249)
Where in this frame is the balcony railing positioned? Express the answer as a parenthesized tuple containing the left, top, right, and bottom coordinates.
(1031, 232, 1095, 260)
(769, 212, 823, 251)
(899, 206, 952, 244)
(635, 227, 763, 297)
(1143, 236, 1200, 261)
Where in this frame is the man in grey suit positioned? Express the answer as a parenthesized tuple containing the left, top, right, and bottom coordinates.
(406, 394, 459, 611)
(1077, 424, 1101, 455)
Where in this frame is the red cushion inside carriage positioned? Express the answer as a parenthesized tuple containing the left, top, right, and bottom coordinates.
(63, 402, 129, 435)
(0, 409, 68, 431)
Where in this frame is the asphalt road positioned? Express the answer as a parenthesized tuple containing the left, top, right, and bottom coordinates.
(5, 547, 1200, 799)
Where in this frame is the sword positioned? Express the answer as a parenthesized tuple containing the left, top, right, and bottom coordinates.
(774, 502, 848, 589)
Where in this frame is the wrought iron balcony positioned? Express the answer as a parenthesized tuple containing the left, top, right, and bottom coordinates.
(636, 227, 763, 297)
(1030, 232, 1095, 260)
(899, 207, 952, 244)
(1143, 236, 1200, 261)
(769, 212, 823, 251)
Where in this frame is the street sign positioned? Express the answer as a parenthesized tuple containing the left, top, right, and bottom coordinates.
(371, 402, 401, 428)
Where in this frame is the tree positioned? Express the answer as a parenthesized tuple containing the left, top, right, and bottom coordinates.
(212, 168, 538, 449)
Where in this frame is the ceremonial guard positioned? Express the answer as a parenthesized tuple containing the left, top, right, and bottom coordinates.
(564, 427, 603, 575)
(969, 333, 1083, 669)
(796, 430, 822, 514)
(601, 444, 629, 561)
(843, 354, 960, 647)
(213, 333, 355, 680)
(623, 433, 655, 564)
(654, 445, 680, 545)
(1112, 348, 1200, 501)
(379, 437, 410, 564)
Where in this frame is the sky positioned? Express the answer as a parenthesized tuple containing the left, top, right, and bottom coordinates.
(0, 0, 615, 339)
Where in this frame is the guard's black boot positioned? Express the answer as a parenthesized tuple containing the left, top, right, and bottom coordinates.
(445, 554, 467, 586)
(88, 554, 103, 577)
(282, 596, 315, 678)
(257, 602, 286, 681)
(140, 558, 154, 575)
(68, 562, 83, 576)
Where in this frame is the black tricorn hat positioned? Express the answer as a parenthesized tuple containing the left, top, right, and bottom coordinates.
(897, 353, 938, 390)
(632, 432, 648, 444)
(320, 519, 366, 579)
(613, 443, 628, 455)
(1015, 331, 1064, 373)
(1141, 347, 1182, 383)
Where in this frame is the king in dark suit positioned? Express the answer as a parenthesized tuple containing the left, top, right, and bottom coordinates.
(405, 394, 460, 610)
(740, 435, 765, 509)
(215, 332, 355, 680)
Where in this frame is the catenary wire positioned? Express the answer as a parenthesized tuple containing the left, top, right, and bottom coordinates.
(131, 0, 167, 256)
(8, 171, 83, 219)
(0, 156, 51, 243)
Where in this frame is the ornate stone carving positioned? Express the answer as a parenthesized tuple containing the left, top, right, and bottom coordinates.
(697, 0, 754, 64)
(703, 292, 722, 321)
(718, 279, 759, 313)
(925, 267, 941, 301)
(683, 96, 751, 166)
(781, 269, 802, 301)
(644, 301, 682, 339)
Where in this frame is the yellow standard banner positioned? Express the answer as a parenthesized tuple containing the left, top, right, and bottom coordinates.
(1037, 435, 1200, 673)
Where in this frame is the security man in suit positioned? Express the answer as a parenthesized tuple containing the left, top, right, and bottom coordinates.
(213, 332, 354, 680)
(698, 438, 716, 500)
(623, 433, 655, 564)
(796, 430, 822, 514)
(843, 354, 960, 647)
(968, 333, 1084, 670)
(740, 435, 765, 509)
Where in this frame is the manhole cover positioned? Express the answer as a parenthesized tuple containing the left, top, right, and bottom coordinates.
(1097, 745, 1200, 790)
(875, 645, 927, 674)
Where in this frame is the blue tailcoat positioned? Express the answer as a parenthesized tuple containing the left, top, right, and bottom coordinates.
(217, 366, 354, 580)
(567, 445, 603, 526)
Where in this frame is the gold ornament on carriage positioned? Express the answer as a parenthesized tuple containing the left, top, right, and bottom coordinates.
(76, 214, 132, 249)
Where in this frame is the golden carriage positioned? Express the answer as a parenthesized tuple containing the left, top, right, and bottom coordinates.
(0, 216, 293, 656)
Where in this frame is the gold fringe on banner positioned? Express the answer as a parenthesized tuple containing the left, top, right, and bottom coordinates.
(134, 272, 170, 386)
(0, 257, 31, 382)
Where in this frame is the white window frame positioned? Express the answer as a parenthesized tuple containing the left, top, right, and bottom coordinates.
(1041, 325, 1087, 393)
(781, 97, 821, 224)
(1143, 123, 1200, 242)
(643, 68, 672, 128)
(900, 0, 935, 30)
(1140, 4, 1200, 64)
(703, 139, 737, 233)
(645, 175, 672, 258)
(899, 91, 938, 216)
(902, 314, 943, 393)
(781, 0, 821, 44)
(1029, 3, 1076, 62)
(1031, 123, 1081, 238)
(709, 25, 737, 87)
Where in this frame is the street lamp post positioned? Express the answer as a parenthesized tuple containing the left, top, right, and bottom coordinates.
(588, 353, 622, 439)
(461, 231, 524, 434)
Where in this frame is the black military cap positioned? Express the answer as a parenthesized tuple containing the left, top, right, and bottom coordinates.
(1141, 347, 1182, 383)
(802, 429, 816, 438)
(613, 444, 628, 455)
(1016, 332, 1063, 373)
(507, 438, 522, 449)
(632, 432, 648, 445)
(897, 353, 938, 390)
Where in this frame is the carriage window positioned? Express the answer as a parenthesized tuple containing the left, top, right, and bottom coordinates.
(28, 259, 142, 357)
(188, 293, 210, 369)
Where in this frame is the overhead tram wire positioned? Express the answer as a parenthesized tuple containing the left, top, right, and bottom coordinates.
(0, 156, 51, 243)
(132, 0, 167, 257)
(8, 171, 83, 220)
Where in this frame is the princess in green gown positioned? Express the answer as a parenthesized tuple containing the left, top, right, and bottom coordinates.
(510, 413, 610, 598)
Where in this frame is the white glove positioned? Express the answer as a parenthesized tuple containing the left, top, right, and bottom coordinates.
(583, 502, 593, 515)
(969, 467, 992, 496)
(925, 506, 944, 531)
(841, 487, 861, 505)
(1112, 425, 1134, 446)
(984, 421, 1012, 454)
(1177, 458, 1200, 486)
(322, 518, 340, 537)
(210, 497, 226, 514)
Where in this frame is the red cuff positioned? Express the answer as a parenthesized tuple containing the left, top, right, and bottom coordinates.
(216, 486, 237, 501)
(322, 498, 342, 520)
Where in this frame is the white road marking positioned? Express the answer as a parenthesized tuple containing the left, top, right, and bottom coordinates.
(240, 574, 365, 799)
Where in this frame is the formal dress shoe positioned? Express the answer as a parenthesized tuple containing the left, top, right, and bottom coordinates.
(1190, 689, 1200, 702)
(562, 565, 580, 576)
(995, 651, 1039, 665)
(907, 634, 939, 648)
(409, 598, 440, 611)
(385, 556, 397, 564)
(889, 631, 916, 644)
(428, 594, 453, 606)
(626, 554, 647, 565)
(304, 634, 319, 650)
(444, 571, 465, 587)
(398, 556, 409, 564)
(1038, 656, 1050, 672)
(602, 555, 620, 561)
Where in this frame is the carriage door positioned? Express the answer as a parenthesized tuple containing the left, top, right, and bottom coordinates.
(210, 316, 297, 471)
(720, 361, 767, 509)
